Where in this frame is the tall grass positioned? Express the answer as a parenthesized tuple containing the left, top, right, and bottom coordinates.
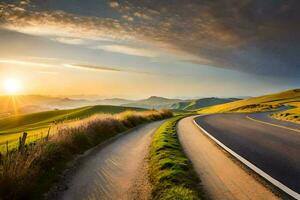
(0, 109, 172, 200)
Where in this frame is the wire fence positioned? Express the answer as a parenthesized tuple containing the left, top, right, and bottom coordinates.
(0, 125, 58, 155)
(0, 117, 99, 156)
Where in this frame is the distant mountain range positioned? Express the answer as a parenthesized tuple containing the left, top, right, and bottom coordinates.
(123, 96, 183, 109)
(123, 96, 240, 110)
(0, 95, 133, 117)
(170, 97, 241, 110)
(96, 98, 135, 106)
(0, 95, 240, 117)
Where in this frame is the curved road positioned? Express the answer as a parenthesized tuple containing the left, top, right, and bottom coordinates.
(248, 111, 300, 130)
(57, 121, 164, 200)
(195, 113, 300, 196)
(178, 116, 279, 200)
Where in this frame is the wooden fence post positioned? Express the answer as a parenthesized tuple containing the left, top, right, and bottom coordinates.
(19, 132, 27, 154)
(46, 125, 51, 141)
(18, 137, 21, 151)
(6, 141, 9, 155)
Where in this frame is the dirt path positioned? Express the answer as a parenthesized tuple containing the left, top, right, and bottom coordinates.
(57, 121, 163, 200)
(177, 116, 280, 200)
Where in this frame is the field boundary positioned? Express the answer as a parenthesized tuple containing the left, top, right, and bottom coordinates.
(193, 117, 300, 200)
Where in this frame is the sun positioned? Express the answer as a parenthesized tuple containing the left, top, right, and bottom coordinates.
(4, 78, 22, 95)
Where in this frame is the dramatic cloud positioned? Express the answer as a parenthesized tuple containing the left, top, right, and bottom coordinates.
(0, 1, 132, 42)
(109, 2, 119, 8)
(0, 0, 299, 77)
(0, 58, 154, 74)
(0, 59, 53, 68)
(95, 45, 158, 57)
(62, 64, 122, 72)
(62, 63, 155, 75)
(52, 37, 86, 45)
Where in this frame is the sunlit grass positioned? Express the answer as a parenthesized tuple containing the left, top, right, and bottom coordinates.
(0, 105, 145, 153)
(271, 102, 300, 124)
(0, 128, 52, 153)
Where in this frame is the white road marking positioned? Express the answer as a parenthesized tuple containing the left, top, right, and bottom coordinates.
(193, 118, 300, 200)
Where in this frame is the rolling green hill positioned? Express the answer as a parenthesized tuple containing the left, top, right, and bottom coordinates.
(124, 96, 240, 111)
(199, 89, 300, 114)
(0, 95, 90, 117)
(0, 105, 145, 150)
(170, 97, 240, 110)
(0, 105, 144, 135)
(0, 95, 137, 118)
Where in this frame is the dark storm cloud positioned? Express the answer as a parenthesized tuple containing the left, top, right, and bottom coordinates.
(115, 0, 300, 76)
(0, 0, 299, 77)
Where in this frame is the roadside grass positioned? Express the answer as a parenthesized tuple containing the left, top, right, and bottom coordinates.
(0, 109, 172, 200)
(0, 105, 144, 153)
(149, 116, 204, 200)
(271, 102, 300, 124)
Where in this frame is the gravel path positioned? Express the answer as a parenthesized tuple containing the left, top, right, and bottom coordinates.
(56, 121, 163, 200)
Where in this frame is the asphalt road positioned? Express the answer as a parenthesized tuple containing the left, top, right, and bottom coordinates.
(195, 113, 300, 195)
(178, 116, 279, 200)
(248, 111, 300, 130)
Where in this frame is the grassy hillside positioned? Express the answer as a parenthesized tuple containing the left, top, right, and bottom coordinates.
(0, 95, 85, 116)
(0, 95, 138, 118)
(171, 97, 239, 110)
(124, 96, 182, 109)
(0, 105, 144, 150)
(124, 96, 240, 111)
(0, 105, 144, 135)
(199, 89, 300, 114)
(272, 102, 300, 124)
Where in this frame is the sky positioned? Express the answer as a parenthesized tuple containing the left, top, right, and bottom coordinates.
(0, 0, 299, 99)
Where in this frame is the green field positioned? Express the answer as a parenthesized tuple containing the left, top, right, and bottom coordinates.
(199, 89, 300, 114)
(0, 105, 144, 152)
